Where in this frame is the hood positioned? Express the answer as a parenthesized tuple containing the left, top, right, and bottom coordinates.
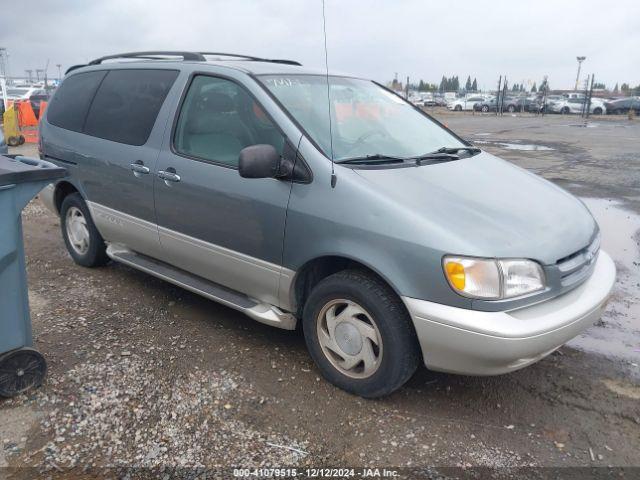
(354, 152, 597, 265)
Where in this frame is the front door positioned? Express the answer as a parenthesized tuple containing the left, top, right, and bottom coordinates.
(153, 74, 295, 307)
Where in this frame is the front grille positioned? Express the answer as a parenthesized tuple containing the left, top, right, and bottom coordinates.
(556, 233, 600, 288)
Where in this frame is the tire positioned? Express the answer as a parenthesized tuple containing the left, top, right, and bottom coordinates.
(0, 348, 47, 397)
(60, 192, 109, 267)
(302, 270, 421, 398)
(454, 105, 462, 111)
(561, 107, 570, 114)
(507, 105, 516, 113)
(593, 107, 603, 115)
(18, 135, 25, 145)
(481, 105, 489, 113)
(7, 136, 20, 147)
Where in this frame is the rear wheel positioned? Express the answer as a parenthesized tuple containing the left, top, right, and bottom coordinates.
(507, 105, 516, 113)
(481, 105, 489, 113)
(302, 270, 421, 398)
(561, 107, 570, 114)
(593, 107, 603, 115)
(454, 105, 462, 111)
(7, 136, 20, 147)
(60, 193, 109, 267)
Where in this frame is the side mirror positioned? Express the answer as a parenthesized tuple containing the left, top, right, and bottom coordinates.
(238, 144, 280, 179)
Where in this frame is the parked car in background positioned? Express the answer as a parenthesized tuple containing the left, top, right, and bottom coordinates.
(473, 97, 501, 112)
(448, 95, 486, 111)
(474, 96, 539, 113)
(29, 90, 52, 118)
(605, 97, 640, 115)
(5, 86, 44, 101)
(550, 97, 606, 115)
(1, 86, 50, 117)
(433, 95, 447, 106)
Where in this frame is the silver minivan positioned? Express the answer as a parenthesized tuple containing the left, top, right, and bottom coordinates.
(40, 51, 616, 398)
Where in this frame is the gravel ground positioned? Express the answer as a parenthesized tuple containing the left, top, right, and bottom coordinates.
(1, 115, 639, 479)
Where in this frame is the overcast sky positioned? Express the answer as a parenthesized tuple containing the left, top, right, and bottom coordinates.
(1, 0, 638, 90)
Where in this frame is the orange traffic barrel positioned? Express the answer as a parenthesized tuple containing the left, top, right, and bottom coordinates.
(17, 101, 38, 127)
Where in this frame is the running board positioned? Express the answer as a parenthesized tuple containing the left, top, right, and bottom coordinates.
(106, 245, 297, 330)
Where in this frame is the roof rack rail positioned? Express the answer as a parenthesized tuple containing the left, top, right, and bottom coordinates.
(88, 51, 207, 65)
(199, 52, 302, 66)
(63, 51, 302, 76)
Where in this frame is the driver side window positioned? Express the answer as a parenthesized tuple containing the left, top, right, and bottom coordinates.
(174, 75, 284, 167)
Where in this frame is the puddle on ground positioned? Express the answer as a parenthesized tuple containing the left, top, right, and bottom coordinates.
(562, 123, 629, 129)
(567, 198, 640, 364)
(473, 140, 554, 151)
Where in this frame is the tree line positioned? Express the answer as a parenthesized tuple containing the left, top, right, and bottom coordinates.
(391, 75, 639, 95)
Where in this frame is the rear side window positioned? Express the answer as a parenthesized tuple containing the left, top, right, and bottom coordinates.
(47, 71, 107, 132)
(84, 69, 178, 146)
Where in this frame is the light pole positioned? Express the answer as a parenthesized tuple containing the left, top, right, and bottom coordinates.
(56, 64, 62, 81)
(574, 56, 586, 91)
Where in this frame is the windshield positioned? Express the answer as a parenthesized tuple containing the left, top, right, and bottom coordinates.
(260, 75, 464, 161)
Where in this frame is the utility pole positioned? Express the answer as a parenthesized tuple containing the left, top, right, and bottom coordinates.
(25, 70, 33, 83)
(43, 59, 50, 89)
(496, 75, 502, 116)
(585, 74, 594, 119)
(0, 47, 8, 83)
(574, 56, 586, 91)
(405, 76, 409, 100)
(56, 64, 62, 81)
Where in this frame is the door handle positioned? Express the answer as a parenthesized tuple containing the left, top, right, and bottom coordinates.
(158, 169, 181, 183)
(130, 162, 150, 176)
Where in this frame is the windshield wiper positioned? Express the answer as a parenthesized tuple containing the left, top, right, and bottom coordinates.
(413, 152, 460, 165)
(436, 146, 481, 155)
(336, 153, 409, 165)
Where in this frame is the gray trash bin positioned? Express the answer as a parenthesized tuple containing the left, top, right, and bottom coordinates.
(0, 154, 66, 397)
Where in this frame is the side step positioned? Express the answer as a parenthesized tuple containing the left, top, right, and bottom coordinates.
(106, 245, 297, 330)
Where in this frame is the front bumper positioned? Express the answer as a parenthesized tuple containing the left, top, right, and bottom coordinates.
(403, 250, 616, 375)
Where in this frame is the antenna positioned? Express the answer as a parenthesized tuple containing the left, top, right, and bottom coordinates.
(321, 0, 337, 188)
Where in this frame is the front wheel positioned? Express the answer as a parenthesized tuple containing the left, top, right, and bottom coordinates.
(593, 107, 603, 115)
(561, 107, 571, 114)
(302, 270, 421, 398)
(60, 193, 109, 267)
(481, 105, 489, 113)
(454, 105, 462, 111)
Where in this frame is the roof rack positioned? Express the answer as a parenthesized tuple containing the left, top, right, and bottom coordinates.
(84, 50, 301, 67)
(88, 51, 207, 65)
(64, 51, 302, 76)
(199, 52, 302, 66)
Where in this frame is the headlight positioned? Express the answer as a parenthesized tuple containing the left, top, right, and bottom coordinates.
(443, 256, 545, 300)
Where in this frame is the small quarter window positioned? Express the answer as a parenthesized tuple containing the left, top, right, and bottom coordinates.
(47, 71, 107, 132)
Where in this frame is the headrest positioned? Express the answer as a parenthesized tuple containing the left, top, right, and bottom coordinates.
(186, 93, 238, 134)
(201, 92, 234, 113)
